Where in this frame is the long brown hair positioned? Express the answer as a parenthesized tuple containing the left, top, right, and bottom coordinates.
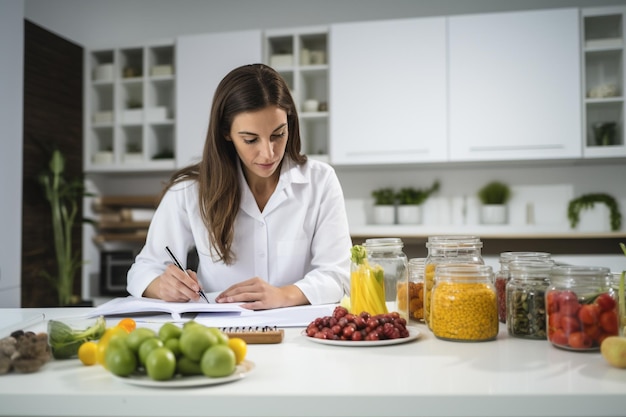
(164, 64, 306, 264)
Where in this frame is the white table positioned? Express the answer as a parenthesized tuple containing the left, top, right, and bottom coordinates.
(1, 307, 625, 417)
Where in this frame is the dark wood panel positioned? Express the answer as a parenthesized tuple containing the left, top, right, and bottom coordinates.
(22, 20, 83, 307)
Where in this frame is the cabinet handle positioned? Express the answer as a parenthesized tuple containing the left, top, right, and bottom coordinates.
(469, 144, 564, 152)
(345, 149, 430, 157)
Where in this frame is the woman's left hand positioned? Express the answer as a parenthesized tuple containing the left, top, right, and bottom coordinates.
(215, 277, 308, 310)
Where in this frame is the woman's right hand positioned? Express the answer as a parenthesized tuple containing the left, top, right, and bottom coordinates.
(143, 264, 203, 302)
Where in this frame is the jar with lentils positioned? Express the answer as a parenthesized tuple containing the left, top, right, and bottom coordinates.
(397, 258, 425, 322)
(424, 236, 483, 329)
(495, 252, 551, 323)
(505, 259, 554, 339)
(546, 265, 618, 351)
(431, 264, 497, 342)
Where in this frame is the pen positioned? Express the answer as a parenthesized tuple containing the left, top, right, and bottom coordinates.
(165, 246, 210, 303)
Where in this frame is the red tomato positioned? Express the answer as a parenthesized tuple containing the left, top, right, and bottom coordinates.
(599, 310, 619, 335)
(559, 291, 580, 317)
(560, 315, 580, 335)
(548, 312, 562, 331)
(549, 329, 568, 346)
(546, 291, 560, 314)
(595, 293, 616, 312)
(582, 323, 602, 342)
(578, 304, 599, 325)
(568, 331, 592, 349)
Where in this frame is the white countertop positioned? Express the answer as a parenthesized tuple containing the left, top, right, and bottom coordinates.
(1, 307, 625, 417)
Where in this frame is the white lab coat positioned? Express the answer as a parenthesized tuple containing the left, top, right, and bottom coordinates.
(127, 157, 352, 305)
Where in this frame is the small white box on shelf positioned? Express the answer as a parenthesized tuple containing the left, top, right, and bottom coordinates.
(146, 107, 168, 122)
(122, 109, 143, 124)
(92, 151, 113, 165)
(270, 54, 293, 67)
(93, 111, 113, 124)
(94, 64, 114, 81)
(151, 65, 173, 76)
(122, 153, 144, 164)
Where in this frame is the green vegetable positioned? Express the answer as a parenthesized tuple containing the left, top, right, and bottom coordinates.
(48, 316, 106, 359)
(567, 193, 621, 232)
(350, 245, 367, 265)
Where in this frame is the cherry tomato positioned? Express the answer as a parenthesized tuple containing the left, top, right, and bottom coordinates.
(546, 291, 560, 314)
(560, 315, 580, 335)
(547, 312, 562, 331)
(582, 323, 602, 342)
(568, 331, 592, 349)
(117, 318, 136, 333)
(549, 329, 568, 346)
(578, 304, 600, 325)
(558, 291, 580, 317)
(599, 310, 618, 335)
(595, 293, 616, 312)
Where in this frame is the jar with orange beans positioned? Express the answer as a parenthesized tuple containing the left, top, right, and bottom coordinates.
(424, 236, 483, 329)
(546, 265, 618, 351)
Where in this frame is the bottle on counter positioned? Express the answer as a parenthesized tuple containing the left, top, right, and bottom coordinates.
(495, 252, 551, 324)
(398, 258, 425, 322)
(546, 265, 618, 351)
(506, 259, 554, 339)
(424, 236, 484, 329)
(430, 264, 498, 342)
(350, 238, 409, 318)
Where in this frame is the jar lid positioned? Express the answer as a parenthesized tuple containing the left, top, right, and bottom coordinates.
(499, 251, 551, 263)
(364, 237, 404, 250)
(426, 235, 482, 249)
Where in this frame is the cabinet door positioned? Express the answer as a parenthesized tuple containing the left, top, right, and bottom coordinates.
(176, 31, 262, 168)
(330, 17, 447, 165)
(449, 8, 581, 161)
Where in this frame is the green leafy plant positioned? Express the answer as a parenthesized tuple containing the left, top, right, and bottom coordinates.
(38, 149, 87, 306)
(371, 187, 396, 205)
(396, 180, 440, 205)
(477, 181, 511, 205)
(567, 193, 621, 232)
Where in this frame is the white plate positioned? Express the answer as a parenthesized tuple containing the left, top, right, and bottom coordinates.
(111, 360, 254, 388)
(302, 327, 421, 347)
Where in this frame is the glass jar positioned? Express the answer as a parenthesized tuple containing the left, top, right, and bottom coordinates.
(430, 264, 498, 342)
(424, 236, 483, 328)
(546, 265, 618, 351)
(496, 252, 551, 323)
(398, 258, 425, 322)
(506, 259, 553, 339)
(350, 238, 408, 318)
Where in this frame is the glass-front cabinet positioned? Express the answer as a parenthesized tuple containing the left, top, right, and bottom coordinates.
(84, 42, 176, 172)
(265, 26, 329, 162)
(582, 7, 626, 158)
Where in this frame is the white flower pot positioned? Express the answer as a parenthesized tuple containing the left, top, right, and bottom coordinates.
(373, 205, 396, 225)
(481, 204, 507, 225)
(397, 205, 422, 225)
(576, 204, 611, 232)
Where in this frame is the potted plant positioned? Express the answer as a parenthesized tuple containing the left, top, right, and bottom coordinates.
(38, 149, 87, 306)
(371, 187, 396, 225)
(395, 180, 440, 224)
(567, 193, 621, 232)
(477, 181, 511, 224)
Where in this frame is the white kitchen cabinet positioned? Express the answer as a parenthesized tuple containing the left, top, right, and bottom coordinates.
(329, 17, 448, 165)
(448, 8, 582, 162)
(84, 42, 177, 172)
(582, 6, 626, 159)
(264, 26, 329, 161)
(175, 30, 262, 168)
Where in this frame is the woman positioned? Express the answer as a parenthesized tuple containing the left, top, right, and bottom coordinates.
(127, 63, 352, 310)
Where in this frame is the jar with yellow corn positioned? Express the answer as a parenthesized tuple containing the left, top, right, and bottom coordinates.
(430, 264, 498, 342)
(424, 236, 483, 329)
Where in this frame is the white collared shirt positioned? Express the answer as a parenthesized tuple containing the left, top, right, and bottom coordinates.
(127, 158, 352, 305)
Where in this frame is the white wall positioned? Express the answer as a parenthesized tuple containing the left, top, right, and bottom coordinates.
(0, 0, 24, 307)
